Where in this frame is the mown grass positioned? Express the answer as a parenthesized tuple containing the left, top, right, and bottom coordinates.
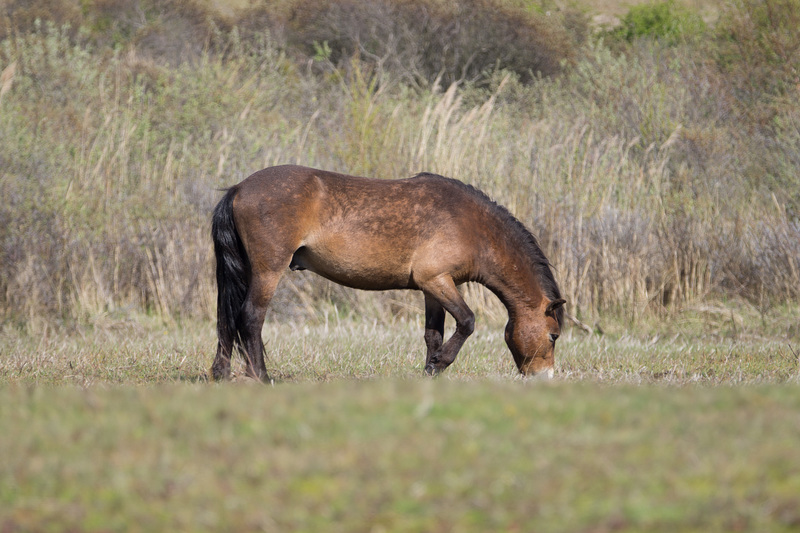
(2, 378, 800, 532)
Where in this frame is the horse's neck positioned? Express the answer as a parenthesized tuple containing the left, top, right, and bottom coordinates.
(477, 239, 543, 316)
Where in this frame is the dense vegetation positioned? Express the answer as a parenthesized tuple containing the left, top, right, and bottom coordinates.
(1, 0, 799, 331)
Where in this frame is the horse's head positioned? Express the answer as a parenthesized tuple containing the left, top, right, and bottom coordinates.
(505, 298, 566, 378)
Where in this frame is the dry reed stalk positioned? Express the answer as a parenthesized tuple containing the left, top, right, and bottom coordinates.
(0, 61, 15, 103)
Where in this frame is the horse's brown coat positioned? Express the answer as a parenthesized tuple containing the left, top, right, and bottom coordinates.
(211, 165, 564, 380)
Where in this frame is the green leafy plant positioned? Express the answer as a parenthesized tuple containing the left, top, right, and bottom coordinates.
(614, 0, 707, 44)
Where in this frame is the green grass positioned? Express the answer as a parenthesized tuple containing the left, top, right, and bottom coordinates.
(2, 309, 799, 531)
(2, 378, 799, 532)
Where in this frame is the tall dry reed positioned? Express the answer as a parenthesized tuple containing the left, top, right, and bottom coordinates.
(1, 19, 798, 333)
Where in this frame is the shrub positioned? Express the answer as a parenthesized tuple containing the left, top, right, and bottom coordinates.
(282, 0, 582, 86)
(715, 0, 800, 121)
(712, 0, 800, 212)
(0, 0, 82, 41)
(3, 0, 585, 87)
(613, 0, 707, 44)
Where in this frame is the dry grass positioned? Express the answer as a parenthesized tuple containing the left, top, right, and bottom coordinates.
(2, 297, 798, 387)
(583, 0, 719, 19)
(0, 1, 799, 334)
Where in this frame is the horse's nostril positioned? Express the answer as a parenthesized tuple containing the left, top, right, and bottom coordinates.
(549, 333, 559, 343)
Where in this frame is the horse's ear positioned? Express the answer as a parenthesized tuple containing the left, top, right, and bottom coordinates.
(545, 298, 566, 316)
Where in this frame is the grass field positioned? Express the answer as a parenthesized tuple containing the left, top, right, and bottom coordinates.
(2, 310, 799, 531)
(2, 367, 800, 531)
(3, 302, 799, 387)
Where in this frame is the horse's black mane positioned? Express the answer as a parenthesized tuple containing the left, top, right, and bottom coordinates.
(414, 172, 563, 325)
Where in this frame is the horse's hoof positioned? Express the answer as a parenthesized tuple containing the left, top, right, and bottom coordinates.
(210, 367, 230, 381)
(244, 369, 271, 383)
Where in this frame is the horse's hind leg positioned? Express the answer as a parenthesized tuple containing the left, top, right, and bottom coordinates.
(240, 270, 283, 381)
(211, 341, 233, 381)
(420, 275, 475, 375)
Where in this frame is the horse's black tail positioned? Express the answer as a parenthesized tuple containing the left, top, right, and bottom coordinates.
(211, 186, 250, 360)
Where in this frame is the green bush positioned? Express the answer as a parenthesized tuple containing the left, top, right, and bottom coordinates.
(614, 0, 707, 44)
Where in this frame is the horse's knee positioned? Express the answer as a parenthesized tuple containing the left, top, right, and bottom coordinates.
(458, 311, 475, 336)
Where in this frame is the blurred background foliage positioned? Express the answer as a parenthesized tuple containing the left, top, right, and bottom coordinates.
(0, 0, 798, 331)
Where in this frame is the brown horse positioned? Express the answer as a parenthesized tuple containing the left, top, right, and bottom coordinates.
(211, 165, 565, 381)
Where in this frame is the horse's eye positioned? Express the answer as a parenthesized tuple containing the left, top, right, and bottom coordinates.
(548, 333, 559, 344)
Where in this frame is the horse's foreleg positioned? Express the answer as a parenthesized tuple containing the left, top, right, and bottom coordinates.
(420, 275, 475, 375)
(423, 293, 446, 369)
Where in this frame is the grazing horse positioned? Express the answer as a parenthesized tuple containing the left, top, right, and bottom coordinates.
(211, 165, 565, 381)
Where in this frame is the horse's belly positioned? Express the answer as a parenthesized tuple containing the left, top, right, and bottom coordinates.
(290, 244, 414, 290)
